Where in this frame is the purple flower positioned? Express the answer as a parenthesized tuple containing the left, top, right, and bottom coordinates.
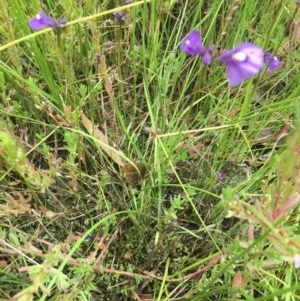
(218, 43, 264, 86)
(180, 30, 214, 65)
(202, 45, 215, 65)
(217, 171, 225, 182)
(264, 53, 282, 72)
(294, 254, 300, 268)
(29, 11, 67, 30)
(113, 11, 127, 22)
(113, 1, 133, 22)
(86, 233, 93, 242)
(180, 30, 206, 55)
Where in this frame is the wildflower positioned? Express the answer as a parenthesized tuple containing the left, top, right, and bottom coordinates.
(113, 11, 127, 22)
(217, 171, 225, 182)
(294, 254, 300, 268)
(113, 1, 133, 22)
(202, 45, 215, 65)
(264, 53, 282, 72)
(86, 233, 93, 242)
(180, 30, 205, 55)
(28, 11, 67, 30)
(180, 30, 214, 65)
(218, 42, 264, 86)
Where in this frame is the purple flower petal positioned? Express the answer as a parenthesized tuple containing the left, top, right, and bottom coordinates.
(28, 11, 67, 30)
(113, 12, 124, 18)
(226, 62, 253, 86)
(202, 45, 214, 65)
(264, 52, 282, 72)
(57, 18, 67, 26)
(180, 30, 206, 56)
(113, 11, 127, 21)
(113, 1, 133, 22)
(217, 171, 225, 182)
(28, 11, 55, 30)
(218, 43, 264, 86)
(294, 254, 300, 268)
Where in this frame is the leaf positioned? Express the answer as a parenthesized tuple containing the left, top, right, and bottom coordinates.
(12, 285, 36, 301)
(98, 54, 114, 101)
(81, 113, 125, 167)
(121, 162, 146, 184)
(187, 142, 202, 159)
(97, 54, 120, 144)
(44, 210, 60, 219)
(140, 294, 154, 301)
(232, 270, 243, 287)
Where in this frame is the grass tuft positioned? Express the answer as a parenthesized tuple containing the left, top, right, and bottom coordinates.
(0, 0, 300, 300)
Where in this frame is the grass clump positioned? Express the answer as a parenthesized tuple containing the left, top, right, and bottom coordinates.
(0, 0, 300, 300)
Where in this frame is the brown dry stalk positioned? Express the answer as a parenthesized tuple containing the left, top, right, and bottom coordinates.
(81, 112, 125, 166)
(97, 54, 120, 145)
(1, 236, 221, 283)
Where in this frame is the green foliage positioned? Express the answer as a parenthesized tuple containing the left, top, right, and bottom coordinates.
(164, 194, 185, 221)
(0, 125, 52, 190)
(0, 0, 300, 300)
